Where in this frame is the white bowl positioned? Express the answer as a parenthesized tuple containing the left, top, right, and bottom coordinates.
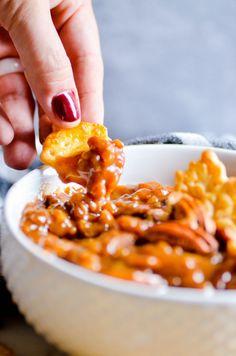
(2, 144, 236, 356)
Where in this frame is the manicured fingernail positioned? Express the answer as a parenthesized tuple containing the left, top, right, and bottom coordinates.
(52, 90, 80, 122)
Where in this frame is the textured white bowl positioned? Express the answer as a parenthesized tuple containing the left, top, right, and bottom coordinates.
(2, 144, 236, 356)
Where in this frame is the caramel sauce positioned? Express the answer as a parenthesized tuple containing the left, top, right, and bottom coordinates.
(21, 138, 235, 288)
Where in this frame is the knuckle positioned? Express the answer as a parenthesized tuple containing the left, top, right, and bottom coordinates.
(30, 48, 74, 91)
(0, 74, 31, 101)
(0, 1, 29, 32)
(40, 47, 71, 72)
(73, 52, 103, 73)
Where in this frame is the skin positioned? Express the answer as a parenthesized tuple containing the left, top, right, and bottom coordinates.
(0, 0, 104, 169)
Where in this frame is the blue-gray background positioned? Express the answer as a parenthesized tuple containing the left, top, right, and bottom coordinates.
(93, 0, 236, 140)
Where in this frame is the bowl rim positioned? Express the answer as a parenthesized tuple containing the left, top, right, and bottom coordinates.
(4, 144, 236, 305)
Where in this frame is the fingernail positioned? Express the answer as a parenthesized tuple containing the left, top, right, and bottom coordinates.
(52, 90, 80, 122)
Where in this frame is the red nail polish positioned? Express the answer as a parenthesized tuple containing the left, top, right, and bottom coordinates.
(52, 91, 80, 122)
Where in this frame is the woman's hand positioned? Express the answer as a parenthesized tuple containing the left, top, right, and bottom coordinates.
(0, 0, 103, 169)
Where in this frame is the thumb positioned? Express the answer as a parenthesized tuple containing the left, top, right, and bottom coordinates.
(1, 0, 80, 127)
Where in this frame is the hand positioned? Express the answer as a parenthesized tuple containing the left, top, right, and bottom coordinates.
(0, 0, 103, 169)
